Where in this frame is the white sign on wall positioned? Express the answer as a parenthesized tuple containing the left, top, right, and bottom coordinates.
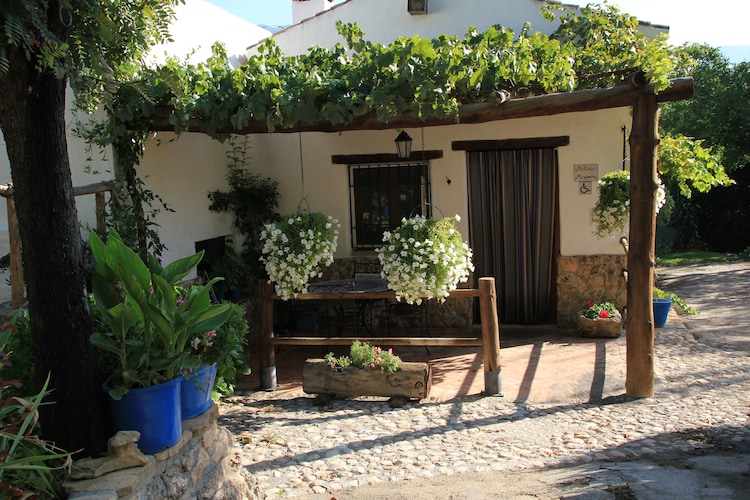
(574, 164, 598, 195)
(573, 164, 598, 182)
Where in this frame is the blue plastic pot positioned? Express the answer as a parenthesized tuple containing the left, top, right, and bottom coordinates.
(104, 377, 183, 454)
(653, 298, 672, 328)
(180, 363, 217, 419)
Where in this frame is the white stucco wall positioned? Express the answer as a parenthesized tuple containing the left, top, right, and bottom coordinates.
(252, 0, 667, 57)
(150, 0, 271, 67)
(253, 0, 556, 57)
(136, 133, 235, 267)
(153, 107, 629, 264)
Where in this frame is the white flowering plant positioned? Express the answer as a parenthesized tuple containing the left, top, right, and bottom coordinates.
(259, 212, 339, 300)
(591, 170, 666, 238)
(376, 215, 474, 304)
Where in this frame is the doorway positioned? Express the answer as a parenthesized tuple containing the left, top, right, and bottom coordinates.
(467, 148, 560, 324)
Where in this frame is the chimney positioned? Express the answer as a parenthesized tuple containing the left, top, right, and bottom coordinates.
(292, 0, 333, 24)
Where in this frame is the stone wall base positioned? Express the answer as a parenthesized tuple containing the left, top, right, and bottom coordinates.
(64, 404, 260, 500)
(557, 254, 627, 328)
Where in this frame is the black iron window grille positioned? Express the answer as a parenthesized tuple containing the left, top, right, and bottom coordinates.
(349, 162, 431, 249)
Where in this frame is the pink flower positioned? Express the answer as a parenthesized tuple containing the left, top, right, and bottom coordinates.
(192, 338, 201, 350)
(206, 330, 217, 338)
(176, 299, 184, 305)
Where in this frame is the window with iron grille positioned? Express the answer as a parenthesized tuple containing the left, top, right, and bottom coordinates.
(349, 162, 431, 249)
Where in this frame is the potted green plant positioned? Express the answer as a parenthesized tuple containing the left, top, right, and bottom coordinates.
(376, 214, 474, 304)
(259, 211, 339, 300)
(89, 229, 232, 453)
(181, 299, 250, 418)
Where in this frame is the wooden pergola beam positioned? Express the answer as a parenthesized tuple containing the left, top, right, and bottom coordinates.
(149, 78, 693, 135)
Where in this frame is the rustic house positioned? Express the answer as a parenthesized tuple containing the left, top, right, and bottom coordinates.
(0, 0, 674, 332)
(134, 0, 671, 328)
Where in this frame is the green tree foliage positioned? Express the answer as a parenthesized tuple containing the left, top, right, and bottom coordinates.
(658, 135, 733, 198)
(661, 45, 750, 172)
(659, 44, 750, 252)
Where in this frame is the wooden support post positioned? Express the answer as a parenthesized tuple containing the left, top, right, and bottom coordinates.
(258, 281, 277, 390)
(95, 191, 107, 233)
(6, 196, 24, 309)
(479, 277, 502, 395)
(625, 92, 659, 398)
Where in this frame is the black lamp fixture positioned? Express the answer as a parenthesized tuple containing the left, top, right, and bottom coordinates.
(395, 130, 413, 159)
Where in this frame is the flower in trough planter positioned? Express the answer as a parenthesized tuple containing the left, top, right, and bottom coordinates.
(324, 341, 402, 373)
(376, 215, 474, 304)
(578, 301, 622, 338)
(259, 211, 339, 300)
(591, 170, 666, 238)
(582, 301, 618, 319)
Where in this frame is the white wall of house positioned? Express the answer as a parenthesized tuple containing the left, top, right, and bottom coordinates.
(251, 0, 667, 58)
(140, 106, 633, 266)
(136, 133, 235, 267)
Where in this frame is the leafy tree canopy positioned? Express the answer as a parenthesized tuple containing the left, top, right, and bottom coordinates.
(1, 0, 182, 94)
(661, 43, 750, 172)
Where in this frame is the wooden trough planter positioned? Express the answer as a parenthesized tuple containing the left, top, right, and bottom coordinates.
(302, 358, 432, 404)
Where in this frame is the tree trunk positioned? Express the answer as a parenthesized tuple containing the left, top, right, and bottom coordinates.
(0, 51, 109, 455)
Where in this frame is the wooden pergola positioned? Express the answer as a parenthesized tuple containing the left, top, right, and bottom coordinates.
(195, 76, 688, 399)
(1, 76, 689, 398)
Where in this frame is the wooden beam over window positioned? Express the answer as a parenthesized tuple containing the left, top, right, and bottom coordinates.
(331, 150, 443, 164)
(452, 136, 569, 151)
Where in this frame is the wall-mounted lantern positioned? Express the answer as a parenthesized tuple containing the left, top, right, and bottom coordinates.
(395, 131, 413, 159)
(408, 0, 428, 15)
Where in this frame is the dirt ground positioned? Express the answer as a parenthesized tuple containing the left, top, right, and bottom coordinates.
(291, 261, 750, 500)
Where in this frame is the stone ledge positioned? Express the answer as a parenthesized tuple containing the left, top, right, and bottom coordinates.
(64, 403, 260, 499)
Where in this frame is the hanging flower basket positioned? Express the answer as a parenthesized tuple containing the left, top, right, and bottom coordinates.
(376, 213, 474, 304)
(259, 211, 339, 300)
(591, 170, 666, 238)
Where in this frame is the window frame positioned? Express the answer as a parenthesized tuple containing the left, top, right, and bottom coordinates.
(348, 161, 432, 250)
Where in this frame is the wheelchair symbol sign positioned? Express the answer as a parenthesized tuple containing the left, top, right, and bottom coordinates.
(578, 181, 592, 194)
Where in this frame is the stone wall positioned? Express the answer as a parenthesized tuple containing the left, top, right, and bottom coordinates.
(64, 404, 260, 500)
(557, 254, 627, 328)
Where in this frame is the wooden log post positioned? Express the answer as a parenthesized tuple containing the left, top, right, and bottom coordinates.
(6, 196, 24, 309)
(258, 281, 277, 390)
(302, 359, 432, 400)
(625, 92, 659, 398)
(479, 277, 502, 395)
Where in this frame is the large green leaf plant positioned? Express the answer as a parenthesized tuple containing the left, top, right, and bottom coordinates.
(89, 229, 231, 400)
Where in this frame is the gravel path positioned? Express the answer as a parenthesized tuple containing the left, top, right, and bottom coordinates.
(219, 262, 750, 499)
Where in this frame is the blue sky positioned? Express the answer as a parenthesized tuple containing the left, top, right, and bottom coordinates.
(205, 0, 747, 48)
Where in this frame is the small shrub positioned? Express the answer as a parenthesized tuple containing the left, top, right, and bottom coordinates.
(325, 341, 401, 373)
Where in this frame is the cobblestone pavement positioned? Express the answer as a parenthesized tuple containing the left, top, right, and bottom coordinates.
(220, 263, 750, 498)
